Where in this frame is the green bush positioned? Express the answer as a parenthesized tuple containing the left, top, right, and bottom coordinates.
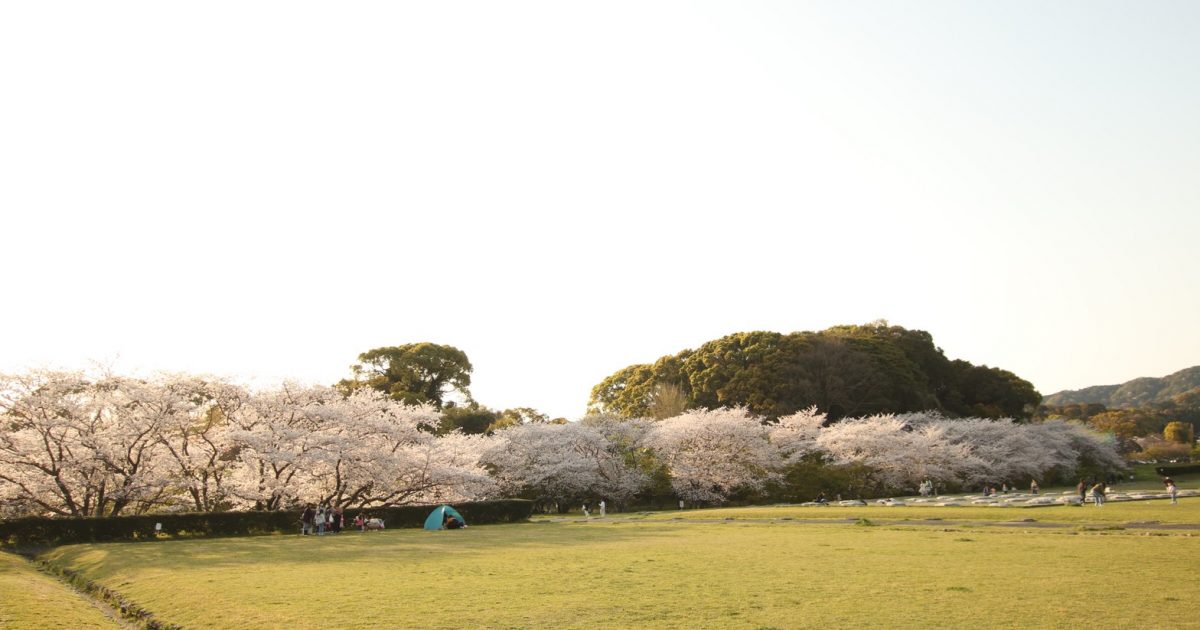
(1155, 464, 1200, 477)
(0, 500, 532, 547)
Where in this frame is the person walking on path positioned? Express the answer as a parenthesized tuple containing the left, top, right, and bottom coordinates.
(1167, 480, 1179, 505)
(1090, 482, 1105, 507)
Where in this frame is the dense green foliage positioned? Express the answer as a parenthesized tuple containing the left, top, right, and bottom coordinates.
(337, 343, 474, 407)
(0, 500, 532, 547)
(436, 405, 561, 435)
(1043, 366, 1200, 408)
(1039, 372, 1200, 456)
(1039, 396, 1200, 442)
(589, 322, 1041, 419)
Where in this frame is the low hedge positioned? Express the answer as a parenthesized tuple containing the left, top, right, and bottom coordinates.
(1155, 464, 1200, 477)
(0, 499, 532, 547)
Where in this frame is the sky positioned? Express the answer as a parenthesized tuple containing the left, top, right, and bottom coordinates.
(2, 2, 1198, 420)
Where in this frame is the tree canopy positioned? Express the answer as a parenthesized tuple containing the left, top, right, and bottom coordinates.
(338, 343, 473, 408)
(588, 322, 1042, 420)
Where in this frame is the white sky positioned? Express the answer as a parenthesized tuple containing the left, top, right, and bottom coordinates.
(2, 2, 1197, 419)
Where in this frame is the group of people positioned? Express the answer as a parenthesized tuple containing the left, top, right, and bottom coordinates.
(300, 504, 344, 535)
(979, 482, 1017, 496)
(580, 500, 607, 518)
(1076, 479, 1108, 506)
(302, 504, 390, 534)
(352, 513, 386, 531)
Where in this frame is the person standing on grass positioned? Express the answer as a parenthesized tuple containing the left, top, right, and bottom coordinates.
(1030, 479, 1039, 495)
(1077, 480, 1087, 504)
(301, 503, 316, 535)
(599, 500, 606, 518)
(1167, 480, 1179, 505)
(317, 505, 327, 535)
(1090, 482, 1105, 507)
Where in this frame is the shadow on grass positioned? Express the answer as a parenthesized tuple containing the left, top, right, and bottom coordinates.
(42, 520, 688, 575)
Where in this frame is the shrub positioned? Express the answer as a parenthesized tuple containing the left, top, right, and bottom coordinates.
(1155, 464, 1200, 477)
(0, 500, 532, 547)
(1136, 437, 1193, 463)
(1163, 421, 1195, 444)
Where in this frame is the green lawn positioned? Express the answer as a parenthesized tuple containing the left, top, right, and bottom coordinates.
(34, 501, 1200, 629)
(0, 550, 113, 629)
(638, 496, 1199, 526)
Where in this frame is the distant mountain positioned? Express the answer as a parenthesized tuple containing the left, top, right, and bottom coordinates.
(1043, 366, 1200, 408)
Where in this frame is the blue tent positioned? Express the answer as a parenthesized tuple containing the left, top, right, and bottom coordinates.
(423, 505, 467, 530)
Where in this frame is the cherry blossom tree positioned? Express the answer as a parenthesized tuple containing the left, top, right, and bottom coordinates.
(150, 376, 247, 512)
(482, 416, 650, 509)
(770, 406, 826, 462)
(0, 371, 202, 516)
(225, 385, 493, 510)
(647, 407, 781, 504)
(299, 389, 492, 508)
(0, 370, 108, 516)
(224, 383, 340, 510)
(812, 413, 977, 494)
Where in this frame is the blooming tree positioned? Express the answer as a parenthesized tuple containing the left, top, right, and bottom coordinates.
(0, 370, 110, 516)
(647, 407, 781, 503)
(813, 413, 978, 493)
(0, 371, 204, 516)
(226, 385, 493, 510)
(770, 406, 826, 462)
(150, 376, 247, 512)
(482, 416, 650, 508)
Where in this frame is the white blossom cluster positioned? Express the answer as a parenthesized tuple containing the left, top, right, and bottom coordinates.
(484, 406, 1124, 505)
(1, 370, 1124, 517)
(0, 371, 494, 517)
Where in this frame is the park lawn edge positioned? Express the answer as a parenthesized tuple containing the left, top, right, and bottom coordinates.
(0, 549, 120, 629)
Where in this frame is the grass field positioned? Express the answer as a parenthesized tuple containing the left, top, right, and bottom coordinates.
(0, 550, 113, 629)
(635, 497, 1198, 526)
(27, 498, 1200, 629)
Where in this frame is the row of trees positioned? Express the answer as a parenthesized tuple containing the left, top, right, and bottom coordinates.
(484, 408, 1123, 508)
(1037, 400, 1199, 440)
(1, 369, 1123, 519)
(0, 371, 492, 518)
(589, 322, 1042, 421)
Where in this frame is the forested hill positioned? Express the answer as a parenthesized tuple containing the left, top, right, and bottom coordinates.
(1043, 366, 1200, 408)
(588, 322, 1042, 420)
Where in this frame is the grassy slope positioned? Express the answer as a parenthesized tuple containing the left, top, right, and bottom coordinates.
(0, 551, 115, 629)
(40, 502, 1200, 630)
